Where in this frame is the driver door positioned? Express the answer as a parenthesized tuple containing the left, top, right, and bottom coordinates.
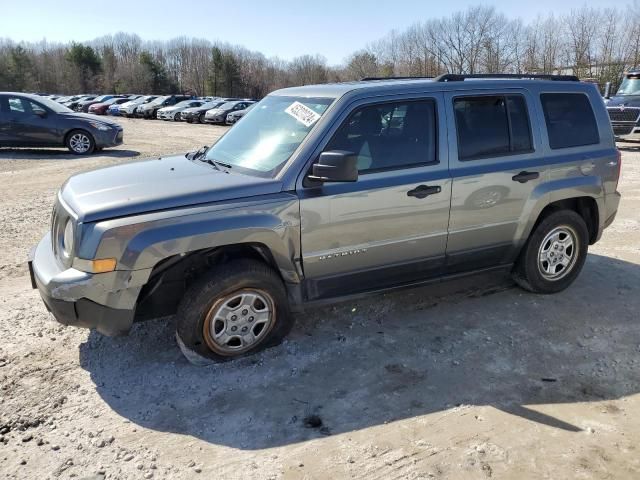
(299, 94, 451, 300)
(5, 97, 59, 146)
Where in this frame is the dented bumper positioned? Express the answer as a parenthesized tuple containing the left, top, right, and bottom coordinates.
(29, 233, 151, 336)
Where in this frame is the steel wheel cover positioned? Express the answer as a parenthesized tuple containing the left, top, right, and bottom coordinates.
(203, 288, 276, 356)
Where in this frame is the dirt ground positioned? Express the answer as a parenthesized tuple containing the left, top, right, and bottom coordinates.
(0, 117, 639, 480)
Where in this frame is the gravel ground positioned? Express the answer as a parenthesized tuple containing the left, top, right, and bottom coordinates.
(0, 118, 639, 479)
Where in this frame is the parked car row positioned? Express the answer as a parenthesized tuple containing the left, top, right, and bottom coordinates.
(37, 93, 257, 125)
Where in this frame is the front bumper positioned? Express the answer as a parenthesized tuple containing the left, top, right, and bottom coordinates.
(204, 114, 225, 124)
(28, 233, 149, 336)
(94, 127, 124, 148)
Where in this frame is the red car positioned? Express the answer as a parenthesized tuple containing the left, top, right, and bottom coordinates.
(88, 97, 131, 115)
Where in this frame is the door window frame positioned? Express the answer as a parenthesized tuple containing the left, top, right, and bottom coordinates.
(297, 91, 448, 192)
(445, 88, 542, 172)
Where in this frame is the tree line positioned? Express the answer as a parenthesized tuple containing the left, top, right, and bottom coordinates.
(1, 5, 639, 97)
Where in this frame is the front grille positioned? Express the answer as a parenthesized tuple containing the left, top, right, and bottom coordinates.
(613, 124, 635, 136)
(608, 107, 640, 123)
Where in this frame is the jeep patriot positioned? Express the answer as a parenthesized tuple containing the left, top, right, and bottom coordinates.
(29, 74, 622, 363)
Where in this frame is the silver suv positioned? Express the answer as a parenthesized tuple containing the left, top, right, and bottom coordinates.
(28, 74, 622, 363)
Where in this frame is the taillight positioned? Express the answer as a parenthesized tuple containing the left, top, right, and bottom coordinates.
(616, 148, 622, 189)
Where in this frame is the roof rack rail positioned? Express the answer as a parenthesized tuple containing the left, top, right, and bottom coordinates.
(360, 76, 433, 81)
(434, 73, 580, 82)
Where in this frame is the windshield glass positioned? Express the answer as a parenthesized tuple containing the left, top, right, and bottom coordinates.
(203, 101, 224, 109)
(204, 95, 334, 175)
(35, 96, 73, 113)
(617, 76, 640, 96)
(150, 96, 169, 105)
(218, 102, 240, 110)
(174, 100, 194, 108)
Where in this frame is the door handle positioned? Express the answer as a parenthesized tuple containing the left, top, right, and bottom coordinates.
(512, 171, 539, 183)
(407, 185, 441, 199)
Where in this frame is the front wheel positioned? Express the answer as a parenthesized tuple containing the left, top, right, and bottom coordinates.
(175, 259, 294, 364)
(66, 130, 95, 155)
(512, 210, 589, 294)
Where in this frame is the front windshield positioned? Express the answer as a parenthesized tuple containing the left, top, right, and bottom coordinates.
(174, 100, 194, 108)
(218, 102, 239, 110)
(204, 95, 334, 175)
(35, 96, 73, 113)
(203, 101, 224, 109)
(616, 76, 640, 96)
(150, 96, 169, 105)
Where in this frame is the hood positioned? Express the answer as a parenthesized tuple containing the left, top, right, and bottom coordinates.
(60, 155, 283, 222)
(159, 106, 176, 112)
(59, 112, 120, 126)
(606, 95, 640, 108)
(182, 107, 201, 114)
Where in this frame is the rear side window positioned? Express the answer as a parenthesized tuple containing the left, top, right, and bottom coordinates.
(540, 93, 599, 149)
(454, 95, 532, 161)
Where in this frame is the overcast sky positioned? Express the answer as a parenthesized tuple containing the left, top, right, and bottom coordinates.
(2, 0, 624, 64)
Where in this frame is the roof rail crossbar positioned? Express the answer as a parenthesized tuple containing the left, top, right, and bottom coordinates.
(360, 76, 433, 81)
(434, 73, 580, 82)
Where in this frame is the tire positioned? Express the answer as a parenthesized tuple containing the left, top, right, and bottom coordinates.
(175, 259, 294, 364)
(198, 113, 205, 124)
(512, 210, 589, 294)
(174, 112, 181, 121)
(66, 130, 95, 155)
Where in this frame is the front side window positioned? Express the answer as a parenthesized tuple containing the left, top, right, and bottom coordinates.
(8, 98, 26, 113)
(540, 93, 599, 149)
(454, 95, 532, 161)
(326, 99, 437, 173)
(204, 95, 333, 175)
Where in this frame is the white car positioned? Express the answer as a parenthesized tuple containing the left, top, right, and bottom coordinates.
(120, 95, 158, 118)
(157, 100, 206, 121)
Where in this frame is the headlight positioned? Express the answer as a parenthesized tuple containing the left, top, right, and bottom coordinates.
(62, 219, 74, 258)
(89, 121, 111, 131)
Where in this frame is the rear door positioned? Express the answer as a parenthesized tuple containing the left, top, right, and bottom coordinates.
(444, 88, 547, 271)
(299, 94, 451, 299)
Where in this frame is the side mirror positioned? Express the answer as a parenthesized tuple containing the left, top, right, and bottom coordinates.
(34, 110, 47, 118)
(308, 150, 358, 183)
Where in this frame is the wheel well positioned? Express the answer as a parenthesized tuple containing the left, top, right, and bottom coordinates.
(134, 243, 281, 321)
(534, 197, 599, 244)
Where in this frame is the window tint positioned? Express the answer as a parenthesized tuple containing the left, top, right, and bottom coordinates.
(9, 98, 26, 113)
(326, 99, 437, 173)
(454, 95, 532, 161)
(541, 93, 599, 149)
(29, 101, 46, 115)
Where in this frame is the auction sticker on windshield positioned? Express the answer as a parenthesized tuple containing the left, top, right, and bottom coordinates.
(285, 101, 321, 127)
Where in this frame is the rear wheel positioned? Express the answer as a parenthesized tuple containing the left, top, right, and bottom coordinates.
(66, 130, 95, 155)
(512, 210, 589, 293)
(174, 112, 181, 121)
(175, 259, 294, 364)
(198, 113, 205, 124)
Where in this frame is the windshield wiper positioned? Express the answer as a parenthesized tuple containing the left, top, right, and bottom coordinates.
(205, 158, 233, 171)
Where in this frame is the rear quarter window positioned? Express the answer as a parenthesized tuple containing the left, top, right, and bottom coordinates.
(540, 93, 599, 149)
